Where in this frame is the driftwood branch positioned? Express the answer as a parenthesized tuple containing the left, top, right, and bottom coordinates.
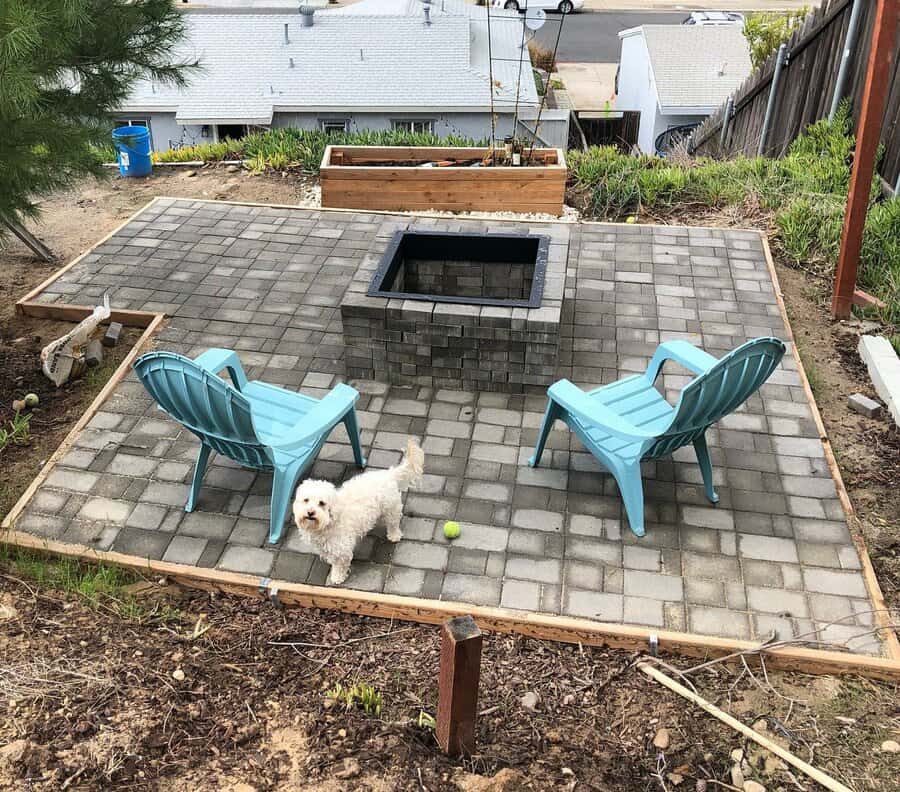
(638, 663, 853, 792)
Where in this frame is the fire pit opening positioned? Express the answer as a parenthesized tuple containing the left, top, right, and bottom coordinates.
(368, 230, 550, 308)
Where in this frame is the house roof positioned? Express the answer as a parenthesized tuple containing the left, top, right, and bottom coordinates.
(120, 5, 537, 125)
(619, 24, 751, 112)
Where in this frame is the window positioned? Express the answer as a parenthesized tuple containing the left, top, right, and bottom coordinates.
(392, 119, 435, 134)
(118, 118, 152, 148)
(320, 119, 349, 134)
(216, 124, 247, 141)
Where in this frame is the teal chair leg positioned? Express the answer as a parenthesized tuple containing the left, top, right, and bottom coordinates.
(693, 433, 720, 504)
(343, 410, 367, 468)
(529, 401, 562, 467)
(611, 460, 646, 537)
(186, 444, 212, 512)
(268, 459, 306, 544)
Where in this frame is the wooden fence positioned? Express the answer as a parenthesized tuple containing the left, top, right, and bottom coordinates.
(690, 0, 900, 188)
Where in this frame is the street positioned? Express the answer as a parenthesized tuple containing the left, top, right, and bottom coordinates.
(533, 10, 694, 63)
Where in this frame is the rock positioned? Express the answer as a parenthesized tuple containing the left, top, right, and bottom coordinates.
(667, 773, 684, 786)
(334, 757, 360, 780)
(185, 170, 197, 177)
(730, 765, 745, 788)
(835, 716, 856, 725)
(12, 399, 26, 413)
(562, 693, 575, 706)
(730, 748, 744, 762)
(226, 164, 240, 173)
(172, 668, 185, 681)
(0, 739, 51, 775)
(881, 740, 900, 753)
(743, 782, 766, 792)
(452, 768, 526, 791)
(653, 728, 670, 750)
(519, 691, 540, 713)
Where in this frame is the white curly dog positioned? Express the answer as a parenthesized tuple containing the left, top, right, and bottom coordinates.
(292, 438, 424, 585)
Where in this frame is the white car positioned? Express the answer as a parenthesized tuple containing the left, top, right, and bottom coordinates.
(492, 0, 585, 15)
(682, 11, 744, 26)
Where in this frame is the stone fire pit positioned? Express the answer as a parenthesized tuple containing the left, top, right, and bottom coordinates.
(341, 228, 566, 392)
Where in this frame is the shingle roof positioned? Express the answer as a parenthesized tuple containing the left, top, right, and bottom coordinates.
(121, 6, 537, 124)
(628, 25, 751, 111)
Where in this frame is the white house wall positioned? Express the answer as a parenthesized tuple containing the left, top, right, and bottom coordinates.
(615, 33, 661, 154)
(119, 111, 568, 152)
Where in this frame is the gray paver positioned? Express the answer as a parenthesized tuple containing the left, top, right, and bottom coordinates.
(11, 201, 884, 657)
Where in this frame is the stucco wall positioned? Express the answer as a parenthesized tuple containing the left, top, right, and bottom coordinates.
(615, 33, 662, 153)
(114, 114, 208, 152)
(124, 111, 568, 152)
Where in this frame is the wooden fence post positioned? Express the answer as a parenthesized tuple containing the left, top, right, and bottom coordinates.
(436, 615, 483, 756)
(832, 0, 898, 318)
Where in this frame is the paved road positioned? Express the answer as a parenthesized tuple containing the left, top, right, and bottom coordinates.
(532, 10, 686, 62)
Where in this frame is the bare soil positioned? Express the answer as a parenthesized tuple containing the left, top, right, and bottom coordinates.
(1, 578, 898, 791)
(0, 316, 137, 521)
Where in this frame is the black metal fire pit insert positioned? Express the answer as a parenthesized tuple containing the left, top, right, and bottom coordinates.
(368, 230, 550, 308)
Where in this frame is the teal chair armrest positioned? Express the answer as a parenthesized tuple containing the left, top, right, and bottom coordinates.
(645, 340, 718, 383)
(270, 383, 360, 453)
(193, 348, 249, 391)
(549, 379, 654, 442)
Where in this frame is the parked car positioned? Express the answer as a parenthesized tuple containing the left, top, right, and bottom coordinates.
(682, 11, 744, 26)
(493, 0, 584, 14)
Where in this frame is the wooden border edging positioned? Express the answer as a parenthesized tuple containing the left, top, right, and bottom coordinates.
(759, 235, 900, 661)
(3, 197, 897, 679)
(1, 314, 165, 531)
(2, 529, 900, 681)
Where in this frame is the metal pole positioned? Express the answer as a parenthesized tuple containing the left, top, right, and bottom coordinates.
(894, 169, 900, 197)
(832, 0, 898, 318)
(829, 0, 865, 121)
(757, 43, 788, 157)
(719, 97, 734, 153)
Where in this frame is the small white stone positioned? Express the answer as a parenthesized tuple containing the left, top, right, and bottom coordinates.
(520, 691, 541, 712)
(172, 668, 185, 681)
(881, 740, 900, 753)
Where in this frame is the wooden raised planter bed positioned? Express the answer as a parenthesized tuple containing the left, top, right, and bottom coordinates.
(320, 145, 567, 215)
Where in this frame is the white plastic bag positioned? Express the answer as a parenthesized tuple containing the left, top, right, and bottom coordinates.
(41, 293, 111, 387)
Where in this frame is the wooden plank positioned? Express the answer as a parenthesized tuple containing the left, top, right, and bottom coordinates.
(18, 301, 159, 329)
(436, 616, 483, 756)
(1, 313, 164, 531)
(759, 235, 900, 661)
(832, 0, 898, 317)
(15, 197, 161, 311)
(326, 145, 562, 166)
(3, 529, 900, 680)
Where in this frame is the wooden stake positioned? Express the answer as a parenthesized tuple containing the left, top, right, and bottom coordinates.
(436, 615, 483, 756)
(639, 663, 853, 792)
(832, 0, 898, 318)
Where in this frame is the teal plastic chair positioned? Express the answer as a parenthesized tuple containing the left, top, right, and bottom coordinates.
(133, 348, 366, 543)
(530, 337, 786, 537)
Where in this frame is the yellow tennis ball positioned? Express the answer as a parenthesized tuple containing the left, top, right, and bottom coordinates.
(443, 521, 461, 540)
(625, 216, 637, 224)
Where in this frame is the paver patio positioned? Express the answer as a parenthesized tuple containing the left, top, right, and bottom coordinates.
(11, 197, 885, 655)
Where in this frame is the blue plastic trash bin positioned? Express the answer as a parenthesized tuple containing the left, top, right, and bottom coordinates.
(112, 126, 152, 177)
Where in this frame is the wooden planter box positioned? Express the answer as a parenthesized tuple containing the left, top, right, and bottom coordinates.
(320, 146, 567, 215)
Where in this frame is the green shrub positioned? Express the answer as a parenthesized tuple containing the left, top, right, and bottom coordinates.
(152, 128, 484, 173)
(569, 109, 898, 322)
(743, 9, 809, 69)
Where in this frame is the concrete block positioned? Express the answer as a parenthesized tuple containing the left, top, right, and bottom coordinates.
(847, 392, 882, 418)
(858, 334, 900, 426)
(103, 321, 123, 347)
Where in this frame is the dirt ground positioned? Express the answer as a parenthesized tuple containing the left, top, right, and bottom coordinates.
(1, 577, 898, 792)
(1, 172, 899, 790)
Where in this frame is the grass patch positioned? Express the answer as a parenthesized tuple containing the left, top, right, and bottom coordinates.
(152, 128, 485, 174)
(0, 544, 180, 624)
(568, 105, 900, 323)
